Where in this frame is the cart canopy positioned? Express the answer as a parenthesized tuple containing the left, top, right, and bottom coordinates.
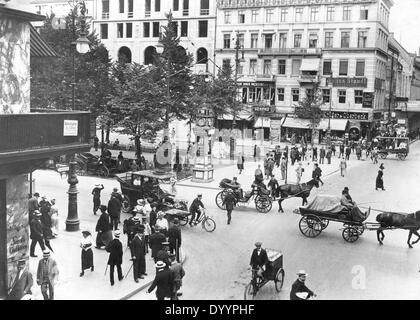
(305, 195, 344, 213)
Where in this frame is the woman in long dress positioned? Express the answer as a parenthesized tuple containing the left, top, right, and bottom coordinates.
(375, 163, 385, 190)
(49, 199, 59, 237)
(80, 231, 94, 277)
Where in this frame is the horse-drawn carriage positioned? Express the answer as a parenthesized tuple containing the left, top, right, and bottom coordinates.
(297, 195, 370, 243)
(74, 152, 110, 177)
(244, 249, 285, 300)
(215, 179, 272, 213)
(376, 136, 409, 160)
(115, 170, 188, 214)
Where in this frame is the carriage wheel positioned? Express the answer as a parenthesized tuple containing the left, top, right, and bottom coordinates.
(202, 217, 216, 232)
(121, 194, 131, 213)
(342, 227, 359, 243)
(255, 196, 272, 213)
(379, 153, 387, 159)
(321, 219, 329, 230)
(97, 165, 110, 177)
(299, 215, 323, 238)
(215, 191, 227, 210)
(179, 216, 189, 226)
(274, 269, 285, 292)
(244, 282, 256, 300)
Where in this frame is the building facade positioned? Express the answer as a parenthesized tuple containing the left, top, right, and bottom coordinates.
(91, 0, 216, 75)
(215, 0, 394, 144)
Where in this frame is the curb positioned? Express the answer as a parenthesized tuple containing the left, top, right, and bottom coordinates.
(119, 251, 188, 300)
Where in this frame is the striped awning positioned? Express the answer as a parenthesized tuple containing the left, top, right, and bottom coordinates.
(30, 25, 58, 58)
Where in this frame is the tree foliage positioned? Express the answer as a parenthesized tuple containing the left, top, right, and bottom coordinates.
(30, 8, 111, 116)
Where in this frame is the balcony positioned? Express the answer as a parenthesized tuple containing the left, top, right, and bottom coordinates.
(0, 110, 91, 172)
(258, 48, 322, 57)
(183, 9, 189, 16)
(145, 10, 151, 17)
(200, 9, 209, 15)
(101, 12, 109, 19)
(127, 12, 133, 18)
(256, 74, 275, 82)
(298, 74, 320, 84)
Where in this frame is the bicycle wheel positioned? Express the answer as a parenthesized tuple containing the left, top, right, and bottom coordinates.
(274, 269, 285, 292)
(202, 217, 216, 232)
(215, 191, 226, 210)
(244, 282, 256, 300)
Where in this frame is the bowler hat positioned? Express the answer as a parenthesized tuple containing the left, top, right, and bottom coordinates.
(82, 230, 91, 236)
(34, 192, 40, 197)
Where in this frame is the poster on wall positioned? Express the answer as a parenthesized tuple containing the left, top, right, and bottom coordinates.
(6, 175, 29, 296)
(270, 119, 283, 144)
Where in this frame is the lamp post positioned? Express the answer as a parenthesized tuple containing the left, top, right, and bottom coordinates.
(66, 0, 90, 232)
(155, 43, 171, 143)
(326, 73, 333, 146)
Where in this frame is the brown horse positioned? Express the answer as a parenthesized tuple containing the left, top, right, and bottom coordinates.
(275, 179, 320, 213)
(376, 211, 420, 248)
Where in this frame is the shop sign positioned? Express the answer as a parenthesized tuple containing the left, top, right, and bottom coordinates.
(63, 120, 78, 136)
(327, 77, 367, 88)
(323, 111, 369, 121)
(253, 105, 271, 113)
(239, 82, 273, 88)
(362, 92, 374, 108)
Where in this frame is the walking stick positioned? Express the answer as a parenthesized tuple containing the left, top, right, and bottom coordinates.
(124, 261, 134, 279)
(104, 264, 108, 276)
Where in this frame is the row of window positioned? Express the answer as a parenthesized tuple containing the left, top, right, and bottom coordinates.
(100, 20, 208, 39)
(240, 87, 365, 105)
(102, 0, 209, 16)
(223, 58, 366, 77)
(224, 5, 370, 24)
(223, 30, 369, 50)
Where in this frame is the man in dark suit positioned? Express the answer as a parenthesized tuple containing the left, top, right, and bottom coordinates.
(149, 203, 158, 232)
(249, 242, 269, 280)
(130, 226, 147, 283)
(106, 230, 123, 286)
(149, 226, 166, 263)
(156, 242, 171, 267)
(147, 261, 174, 300)
(167, 218, 182, 262)
(290, 270, 316, 300)
(7, 259, 33, 300)
(29, 211, 46, 257)
(28, 192, 40, 223)
(222, 190, 237, 225)
(188, 194, 205, 226)
(108, 195, 121, 231)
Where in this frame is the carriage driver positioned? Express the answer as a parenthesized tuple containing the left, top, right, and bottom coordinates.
(231, 177, 243, 199)
(249, 242, 269, 280)
(340, 187, 356, 211)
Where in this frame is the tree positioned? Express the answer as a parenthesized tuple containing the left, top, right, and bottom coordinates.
(30, 8, 112, 116)
(109, 62, 164, 161)
(294, 82, 323, 144)
(153, 11, 195, 137)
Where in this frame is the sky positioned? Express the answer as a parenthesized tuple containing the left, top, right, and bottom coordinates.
(389, 0, 420, 54)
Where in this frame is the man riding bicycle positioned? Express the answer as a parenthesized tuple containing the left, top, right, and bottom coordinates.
(249, 242, 269, 281)
(189, 194, 205, 227)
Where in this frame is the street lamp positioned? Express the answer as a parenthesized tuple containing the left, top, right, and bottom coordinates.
(66, 0, 90, 232)
(326, 73, 333, 146)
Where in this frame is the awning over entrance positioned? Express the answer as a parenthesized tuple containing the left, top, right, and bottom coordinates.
(407, 101, 420, 112)
(254, 117, 271, 128)
(300, 58, 320, 72)
(317, 119, 349, 131)
(217, 111, 253, 121)
(281, 117, 312, 129)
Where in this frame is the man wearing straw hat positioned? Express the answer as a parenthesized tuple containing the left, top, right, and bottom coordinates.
(36, 250, 59, 300)
(7, 259, 33, 300)
(91, 183, 104, 215)
(147, 261, 174, 300)
(106, 230, 123, 286)
(290, 270, 316, 300)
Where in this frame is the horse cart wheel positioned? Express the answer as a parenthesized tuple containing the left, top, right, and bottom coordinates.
(379, 152, 387, 159)
(97, 165, 110, 177)
(274, 269, 285, 292)
(202, 217, 216, 232)
(342, 227, 359, 243)
(244, 282, 256, 300)
(215, 191, 227, 210)
(299, 215, 323, 238)
(320, 219, 329, 230)
(255, 196, 272, 213)
(121, 194, 131, 213)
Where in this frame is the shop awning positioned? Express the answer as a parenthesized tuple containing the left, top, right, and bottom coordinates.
(217, 112, 253, 121)
(30, 25, 58, 57)
(254, 117, 271, 128)
(300, 58, 320, 72)
(316, 119, 349, 131)
(281, 117, 312, 129)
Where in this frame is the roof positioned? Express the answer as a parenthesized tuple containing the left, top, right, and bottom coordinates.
(0, 6, 45, 21)
(30, 25, 58, 57)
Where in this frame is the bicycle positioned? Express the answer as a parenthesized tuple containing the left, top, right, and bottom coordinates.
(190, 209, 216, 232)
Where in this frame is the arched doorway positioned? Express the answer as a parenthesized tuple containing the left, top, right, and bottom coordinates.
(118, 46, 132, 63)
(144, 46, 156, 65)
(197, 47, 208, 64)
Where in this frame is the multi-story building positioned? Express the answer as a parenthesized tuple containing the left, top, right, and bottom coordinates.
(92, 0, 216, 75)
(215, 0, 394, 144)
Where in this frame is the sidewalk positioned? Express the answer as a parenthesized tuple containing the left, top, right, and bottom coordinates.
(27, 216, 186, 300)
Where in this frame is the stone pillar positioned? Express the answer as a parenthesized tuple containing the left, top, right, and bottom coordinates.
(66, 162, 80, 231)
